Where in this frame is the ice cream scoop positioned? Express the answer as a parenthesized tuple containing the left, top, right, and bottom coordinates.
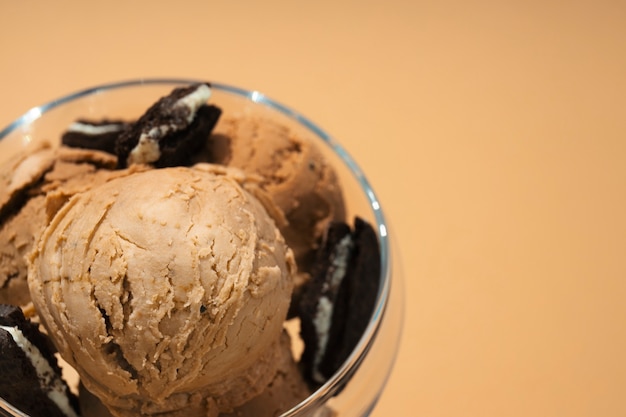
(78, 330, 312, 417)
(0, 143, 143, 308)
(27, 166, 296, 417)
(209, 115, 346, 271)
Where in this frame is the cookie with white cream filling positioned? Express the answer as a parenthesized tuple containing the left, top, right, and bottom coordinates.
(0, 304, 79, 417)
(115, 83, 222, 168)
(298, 217, 380, 385)
(62, 119, 129, 155)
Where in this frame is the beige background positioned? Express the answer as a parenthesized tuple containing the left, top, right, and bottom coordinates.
(1, 1, 625, 416)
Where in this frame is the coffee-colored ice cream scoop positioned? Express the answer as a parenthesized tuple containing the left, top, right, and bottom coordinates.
(209, 115, 346, 271)
(28, 166, 296, 417)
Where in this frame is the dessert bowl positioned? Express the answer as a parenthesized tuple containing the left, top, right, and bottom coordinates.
(0, 79, 404, 417)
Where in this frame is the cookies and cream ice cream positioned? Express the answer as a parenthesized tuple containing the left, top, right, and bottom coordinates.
(28, 166, 296, 416)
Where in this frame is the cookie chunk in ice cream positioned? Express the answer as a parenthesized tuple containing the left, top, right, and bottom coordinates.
(27, 166, 296, 417)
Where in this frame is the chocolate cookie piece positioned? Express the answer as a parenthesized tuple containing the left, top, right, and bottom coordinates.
(61, 119, 129, 155)
(298, 217, 380, 385)
(0, 304, 79, 417)
(115, 83, 222, 168)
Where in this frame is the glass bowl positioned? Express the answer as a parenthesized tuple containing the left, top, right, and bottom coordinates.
(0, 79, 404, 417)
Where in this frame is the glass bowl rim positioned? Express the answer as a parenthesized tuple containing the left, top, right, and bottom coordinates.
(0, 78, 392, 416)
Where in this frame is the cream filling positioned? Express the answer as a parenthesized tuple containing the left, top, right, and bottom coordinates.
(175, 83, 211, 123)
(312, 234, 354, 383)
(0, 325, 78, 417)
(128, 128, 164, 164)
(67, 122, 124, 135)
(128, 84, 212, 166)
